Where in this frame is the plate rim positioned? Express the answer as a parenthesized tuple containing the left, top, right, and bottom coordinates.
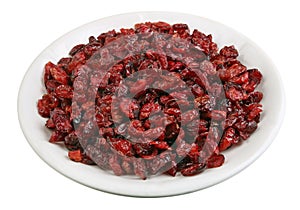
(17, 11, 286, 197)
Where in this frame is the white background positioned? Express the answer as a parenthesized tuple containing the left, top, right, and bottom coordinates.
(1, 0, 299, 209)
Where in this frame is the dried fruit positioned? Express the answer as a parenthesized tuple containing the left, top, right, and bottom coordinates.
(37, 21, 263, 179)
(68, 150, 83, 162)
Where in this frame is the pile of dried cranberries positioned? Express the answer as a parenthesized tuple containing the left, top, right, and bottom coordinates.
(37, 21, 263, 179)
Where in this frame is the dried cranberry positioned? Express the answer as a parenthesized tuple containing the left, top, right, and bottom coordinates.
(51, 108, 73, 133)
(64, 131, 80, 150)
(37, 94, 59, 118)
(49, 130, 66, 143)
(139, 102, 161, 120)
(220, 45, 239, 58)
(48, 63, 69, 85)
(55, 85, 73, 99)
(69, 44, 85, 56)
(181, 163, 206, 176)
(219, 63, 247, 81)
(243, 69, 262, 92)
(37, 21, 263, 179)
(207, 154, 225, 168)
(68, 150, 83, 162)
(110, 138, 134, 157)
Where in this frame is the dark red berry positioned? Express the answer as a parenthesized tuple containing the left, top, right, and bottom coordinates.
(37, 21, 263, 179)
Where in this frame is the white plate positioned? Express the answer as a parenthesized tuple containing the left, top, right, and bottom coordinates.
(18, 12, 285, 197)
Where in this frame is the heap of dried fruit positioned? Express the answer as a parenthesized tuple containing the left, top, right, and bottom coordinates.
(37, 21, 263, 179)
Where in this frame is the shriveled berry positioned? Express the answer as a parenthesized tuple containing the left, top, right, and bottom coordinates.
(37, 21, 263, 179)
(49, 130, 66, 143)
(68, 150, 83, 162)
(110, 138, 134, 157)
(164, 108, 181, 117)
(37, 94, 59, 118)
(219, 127, 238, 151)
(220, 45, 239, 58)
(55, 85, 73, 99)
(219, 63, 247, 81)
(49, 64, 69, 85)
(51, 108, 73, 133)
(139, 102, 161, 120)
(207, 154, 225, 168)
(150, 141, 169, 150)
(226, 85, 248, 101)
(64, 131, 80, 150)
(69, 44, 85, 56)
(243, 69, 262, 92)
(45, 118, 55, 129)
(181, 163, 206, 176)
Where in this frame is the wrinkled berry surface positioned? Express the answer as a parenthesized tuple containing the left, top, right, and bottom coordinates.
(37, 21, 263, 179)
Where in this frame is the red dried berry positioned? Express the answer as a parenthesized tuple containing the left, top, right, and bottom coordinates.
(181, 163, 206, 176)
(37, 94, 59, 118)
(150, 141, 170, 150)
(110, 138, 134, 157)
(55, 85, 73, 99)
(219, 63, 247, 81)
(37, 21, 263, 179)
(220, 45, 239, 58)
(68, 150, 83, 162)
(49, 64, 69, 85)
(49, 130, 66, 143)
(243, 69, 262, 92)
(69, 44, 85, 56)
(139, 102, 161, 120)
(207, 154, 225, 168)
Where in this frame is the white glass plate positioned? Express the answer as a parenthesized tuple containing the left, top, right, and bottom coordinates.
(18, 12, 285, 197)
